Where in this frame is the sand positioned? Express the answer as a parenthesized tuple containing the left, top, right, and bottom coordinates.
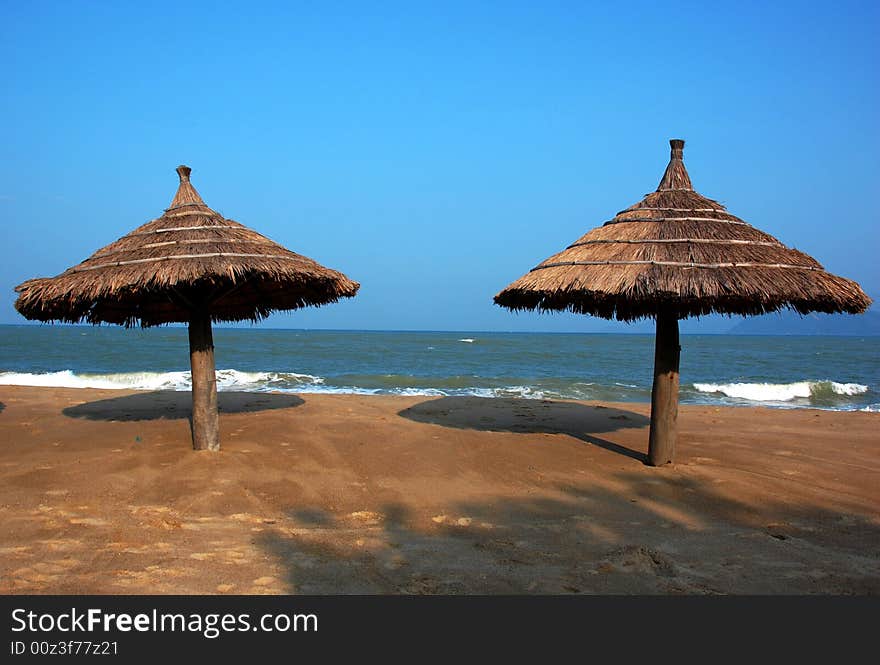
(0, 385, 877, 595)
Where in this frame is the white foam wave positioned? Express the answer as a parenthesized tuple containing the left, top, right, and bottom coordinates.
(0, 370, 871, 409)
(458, 338, 475, 343)
(0, 370, 186, 390)
(491, 386, 547, 399)
(692, 381, 868, 402)
(0, 369, 324, 391)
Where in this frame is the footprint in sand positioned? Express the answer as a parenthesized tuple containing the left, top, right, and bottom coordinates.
(189, 553, 214, 561)
(599, 545, 677, 577)
(69, 517, 109, 527)
(0, 546, 30, 555)
(38, 538, 82, 553)
(348, 511, 383, 524)
(432, 515, 477, 527)
(105, 542, 172, 555)
(384, 555, 408, 570)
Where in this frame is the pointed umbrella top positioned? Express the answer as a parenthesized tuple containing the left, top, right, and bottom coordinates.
(656, 139, 693, 191)
(168, 165, 207, 209)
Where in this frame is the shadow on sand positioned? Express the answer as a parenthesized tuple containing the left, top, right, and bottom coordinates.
(256, 471, 880, 594)
(62, 390, 304, 422)
(398, 396, 650, 462)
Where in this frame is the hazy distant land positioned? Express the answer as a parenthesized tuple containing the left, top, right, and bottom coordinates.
(727, 310, 880, 336)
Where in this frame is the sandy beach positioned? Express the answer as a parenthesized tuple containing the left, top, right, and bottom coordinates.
(0, 385, 877, 595)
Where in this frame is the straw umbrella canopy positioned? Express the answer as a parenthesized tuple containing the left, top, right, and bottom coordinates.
(495, 139, 871, 466)
(15, 165, 359, 451)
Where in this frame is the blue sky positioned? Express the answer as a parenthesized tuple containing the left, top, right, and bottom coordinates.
(1, 1, 877, 332)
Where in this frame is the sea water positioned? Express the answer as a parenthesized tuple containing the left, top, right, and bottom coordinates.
(0, 325, 877, 411)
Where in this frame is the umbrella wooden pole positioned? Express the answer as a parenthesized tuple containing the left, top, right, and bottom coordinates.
(188, 313, 220, 451)
(647, 309, 680, 466)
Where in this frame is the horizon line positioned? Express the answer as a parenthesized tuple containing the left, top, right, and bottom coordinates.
(0, 322, 877, 337)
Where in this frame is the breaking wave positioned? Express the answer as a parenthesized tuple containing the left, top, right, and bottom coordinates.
(692, 381, 868, 403)
(0, 369, 647, 401)
(0, 370, 872, 410)
(0, 369, 323, 392)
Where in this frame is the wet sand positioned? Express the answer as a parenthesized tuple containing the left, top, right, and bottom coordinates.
(0, 385, 877, 594)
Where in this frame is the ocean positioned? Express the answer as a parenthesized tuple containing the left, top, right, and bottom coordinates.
(0, 324, 877, 412)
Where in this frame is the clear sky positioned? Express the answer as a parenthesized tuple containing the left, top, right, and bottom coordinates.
(1, 1, 877, 333)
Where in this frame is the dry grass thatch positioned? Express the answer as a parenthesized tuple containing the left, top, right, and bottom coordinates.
(494, 140, 872, 321)
(15, 166, 359, 327)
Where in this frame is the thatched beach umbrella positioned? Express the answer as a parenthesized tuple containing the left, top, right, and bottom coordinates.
(15, 165, 359, 451)
(495, 140, 871, 466)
